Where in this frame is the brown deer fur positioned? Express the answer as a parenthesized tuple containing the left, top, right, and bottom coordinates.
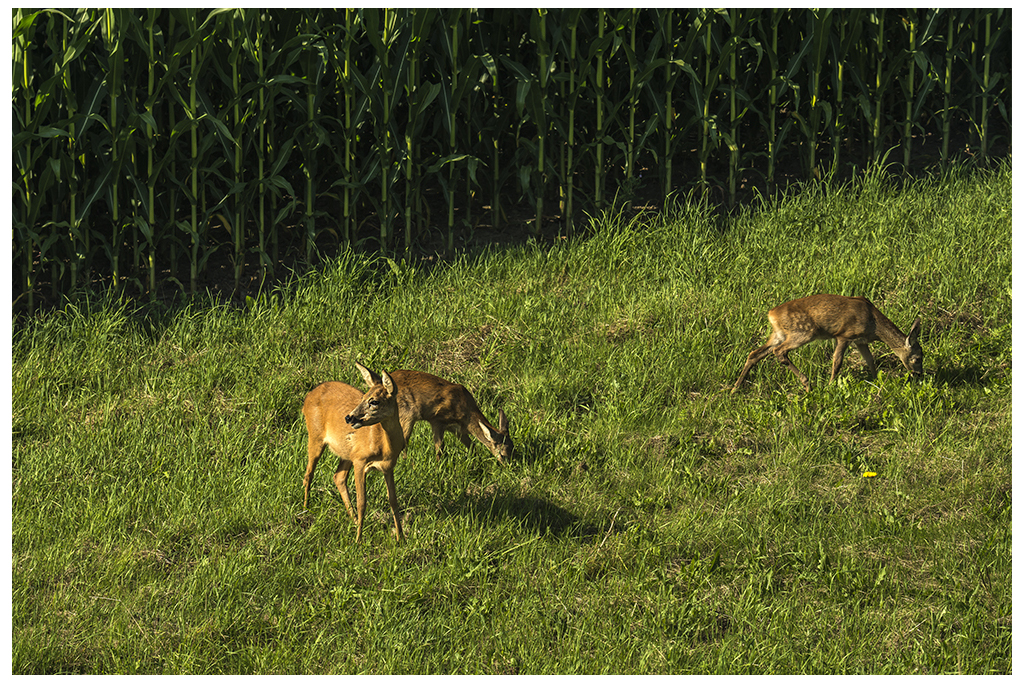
(357, 364, 513, 464)
(302, 365, 407, 543)
(733, 294, 923, 393)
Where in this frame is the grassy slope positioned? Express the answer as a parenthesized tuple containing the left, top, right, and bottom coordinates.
(11, 163, 1011, 673)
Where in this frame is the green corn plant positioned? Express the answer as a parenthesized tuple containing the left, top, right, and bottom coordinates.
(182, 10, 204, 293)
(299, 10, 327, 263)
(163, 11, 181, 290)
(131, 8, 162, 299)
(557, 8, 586, 231)
(973, 9, 1008, 161)
(10, 8, 1013, 306)
(658, 11, 703, 198)
(401, 8, 440, 251)
(901, 11, 918, 169)
(804, 8, 833, 180)
(440, 8, 464, 252)
(13, 9, 46, 309)
(845, 10, 896, 164)
(686, 9, 742, 192)
(227, 9, 246, 290)
(690, 9, 725, 190)
(756, 9, 785, 190)
(621, 9, 639, 189)
(499, 10, 556, 236)
(433, 8, 484, 252)
(656, 9, 678, 202)
(941, 10, 956, 169)
(871, 10, 887, 162)
(938, 10, 979, 170)
(266, 15, 306, 267)
(359, 8, 409, 250)
(604, 9, 665, 207)
(240, 9, 273, 275)
(828, 9, 864, 171)
(593, 9, 607, 209)
(28, 9, 103, 302)
(473, 8, 521, 234)
(531, 9, 550, 233)
(899, 10, 942, 169)
(100, 9, 127, 292)
(721, 9, 761, 205)
(323, 9, 360, 252)
(342, 9, 356, 249)
(161, 9, 232, 294)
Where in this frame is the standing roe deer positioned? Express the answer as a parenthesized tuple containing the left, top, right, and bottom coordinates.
(302, 364, 407, 542)
(732, 294, 923, 393)
(357, 363, 513, 464)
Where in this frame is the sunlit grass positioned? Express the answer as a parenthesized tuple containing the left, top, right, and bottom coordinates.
(11, 163, 1011, 673)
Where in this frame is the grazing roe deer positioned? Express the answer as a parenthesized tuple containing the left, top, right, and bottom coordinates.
(357, 363, 513, 464)
(732, 294, 923, 393)
(302, 364, 407, 542)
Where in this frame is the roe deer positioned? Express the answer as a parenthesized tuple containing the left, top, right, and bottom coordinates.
(302, 364, 407, 542)
(357, 363, 513, 464)
(732, 294, 923, 393)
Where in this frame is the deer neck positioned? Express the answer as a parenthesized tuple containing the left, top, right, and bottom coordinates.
(380, 416, 408, 459)
(871, 307, 908, 350)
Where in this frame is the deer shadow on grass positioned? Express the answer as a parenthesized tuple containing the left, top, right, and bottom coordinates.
(930, 364, 994, 388)
(438, 487, 614, 541)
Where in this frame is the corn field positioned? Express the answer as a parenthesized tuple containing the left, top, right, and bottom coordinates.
(12, 8, 1012, 309)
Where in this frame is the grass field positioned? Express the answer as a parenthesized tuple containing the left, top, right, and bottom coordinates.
(11, 162, 1012, 674)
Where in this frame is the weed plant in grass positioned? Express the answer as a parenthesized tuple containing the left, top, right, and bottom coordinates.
(12, 163, 1011, 673)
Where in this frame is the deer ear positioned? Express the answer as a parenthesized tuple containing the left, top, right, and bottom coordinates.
(907, 318, 922, 345)
(355, 362, 381, 388)
(478, 420, 495, 442)
(381, 370, 396, 395)
(497, 409, 509, 434)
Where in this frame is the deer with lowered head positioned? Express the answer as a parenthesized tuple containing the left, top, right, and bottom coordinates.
(732, 294, 923, 393)
(302, 363, 408, 542)
(357, 364, 513, 464)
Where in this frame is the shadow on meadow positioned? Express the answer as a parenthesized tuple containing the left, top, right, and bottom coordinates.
(439, 489, 608, 540)
(931, 364, 991, 388)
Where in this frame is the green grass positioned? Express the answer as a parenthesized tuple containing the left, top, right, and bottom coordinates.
(11, 162, 1011, 674)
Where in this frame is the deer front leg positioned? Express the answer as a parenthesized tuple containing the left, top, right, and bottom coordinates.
(854, 341, 877, 380)
(830, 339, 850, 382)
(429, 421, 446, 461)
(333, 460, 356, 522)
(382, 467, 404, 542)
(352, 460, 368, 543)
(456, 426, 476, 453)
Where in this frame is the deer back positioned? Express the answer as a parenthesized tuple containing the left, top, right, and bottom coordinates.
(768, 294, 880, 343)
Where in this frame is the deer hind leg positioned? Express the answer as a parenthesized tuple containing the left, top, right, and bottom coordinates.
(303, 438, 326, 509)
(333, 459, 356, 522)
(776, 348, 812, 392)
(854, 341, 877, 379)
(382, 467, 404, 542)
(830, 339, 851, 382)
